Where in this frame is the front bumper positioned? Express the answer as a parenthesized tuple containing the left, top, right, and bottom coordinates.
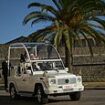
(45, 85, 84, 95)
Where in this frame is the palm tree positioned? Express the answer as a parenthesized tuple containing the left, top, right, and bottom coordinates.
(23, 0, 105, 72)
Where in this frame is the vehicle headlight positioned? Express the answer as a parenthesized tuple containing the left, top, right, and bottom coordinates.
(49, 78, 56, 85)
(77, 76, 82, 83)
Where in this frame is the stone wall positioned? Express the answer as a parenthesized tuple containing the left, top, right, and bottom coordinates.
(59, 46, 105, 82)
(0, 44, 105, 81)
(0, 45, 9, 67)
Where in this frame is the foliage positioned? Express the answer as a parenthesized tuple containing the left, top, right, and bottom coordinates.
(23, 0, 105, 70)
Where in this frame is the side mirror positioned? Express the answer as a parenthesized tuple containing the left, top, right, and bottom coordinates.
(26, 70, 32, 75)
(65, 67, 69, 72)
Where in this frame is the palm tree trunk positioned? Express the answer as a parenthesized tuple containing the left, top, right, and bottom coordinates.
(64, 44, 73, 73)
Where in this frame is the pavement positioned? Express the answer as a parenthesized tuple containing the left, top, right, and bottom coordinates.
(0, 90, 105, 105)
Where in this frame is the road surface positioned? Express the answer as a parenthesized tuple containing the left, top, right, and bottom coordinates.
(0, 90, 105, 105)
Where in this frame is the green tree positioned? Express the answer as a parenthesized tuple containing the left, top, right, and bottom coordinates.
(23, 0, 105, 72)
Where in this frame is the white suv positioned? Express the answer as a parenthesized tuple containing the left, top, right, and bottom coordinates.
(7, 43, 84, 104)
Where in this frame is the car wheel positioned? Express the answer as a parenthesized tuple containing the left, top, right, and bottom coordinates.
(10, 85, 19, 99)
(36, 86, 48, 104)
(69, 92, 81, 101)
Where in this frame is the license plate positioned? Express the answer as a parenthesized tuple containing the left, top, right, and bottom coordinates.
(63, 86, 73, 91)
(63, 85, 72, 90)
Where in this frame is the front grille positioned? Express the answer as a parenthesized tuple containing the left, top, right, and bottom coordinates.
(58, 78, 76, 85)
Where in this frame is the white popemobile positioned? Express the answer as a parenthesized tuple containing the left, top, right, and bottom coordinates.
(7, 43, 84, 104)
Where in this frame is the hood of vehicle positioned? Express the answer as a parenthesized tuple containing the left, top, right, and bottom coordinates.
(43, 70, 76, 78)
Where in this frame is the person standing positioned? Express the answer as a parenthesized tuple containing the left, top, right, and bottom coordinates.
(2, 60, 8, 91)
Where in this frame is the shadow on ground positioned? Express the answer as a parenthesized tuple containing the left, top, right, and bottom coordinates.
(0, 92, 71, 105)
(0, 85, 73, 105)
(0, 95, 41, 105)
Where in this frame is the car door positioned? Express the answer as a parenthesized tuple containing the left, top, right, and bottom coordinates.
(18, 69, 35, 92)
(21, 72, 34, 92)
(14, 66, 26, 92)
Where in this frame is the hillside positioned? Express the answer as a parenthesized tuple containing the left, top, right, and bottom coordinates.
(5, 32, 37, 44)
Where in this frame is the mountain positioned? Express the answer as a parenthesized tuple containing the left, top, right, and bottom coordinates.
(6, 31, 38, 44)
(6, 36, 28, 44)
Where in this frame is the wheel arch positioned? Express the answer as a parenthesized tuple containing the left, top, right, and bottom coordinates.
(9, 82, 17, 92)
(34, 83, 44, 95)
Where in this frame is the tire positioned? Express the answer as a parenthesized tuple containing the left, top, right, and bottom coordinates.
(36, 86, 48, 104)
(69, 92, 81, 101)
(10, 85, 19, 99)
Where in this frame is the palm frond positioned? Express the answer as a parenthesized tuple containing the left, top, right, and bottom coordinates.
(54, 30, 63, 48)
(80, 31, 93, 56)
(28, 2, 59, 17)
(92, 17, 105, 29)
(23, 11, 55, 25)
(80, 23, 105, 44)
(52, 0, 61, 10)
(23, 11, 42, 25)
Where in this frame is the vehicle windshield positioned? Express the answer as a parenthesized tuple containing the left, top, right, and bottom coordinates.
(32, 60, 64, 71)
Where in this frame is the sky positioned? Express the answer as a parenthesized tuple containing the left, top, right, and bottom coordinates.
(0, 0, 52, 44)
(0, 0, 105, 44)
